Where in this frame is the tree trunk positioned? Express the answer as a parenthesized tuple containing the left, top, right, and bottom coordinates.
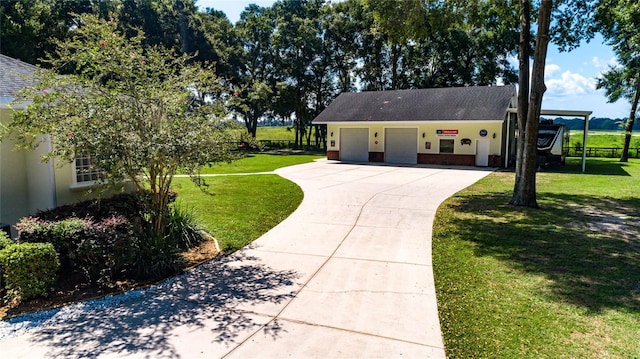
(620, 75, 640, 162)
(391, 43, 400, 90)
(511, 0, 552, 208)
(244, 110, 259, 138)
(511, 0, 531, 204)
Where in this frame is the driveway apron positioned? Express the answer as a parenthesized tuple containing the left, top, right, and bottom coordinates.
(0, 160, 491, 358)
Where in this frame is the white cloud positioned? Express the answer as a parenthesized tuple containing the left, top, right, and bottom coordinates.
(592, 56, 603, 68)
(545, 64, 561, 77)
(545, 69, 596, 97)
(593, 56, 620, 71)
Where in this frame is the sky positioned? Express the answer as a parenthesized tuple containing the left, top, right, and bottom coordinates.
(197, 0, 631, 119)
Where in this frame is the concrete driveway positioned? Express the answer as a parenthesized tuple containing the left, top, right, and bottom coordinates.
(0, 160, 492, 358)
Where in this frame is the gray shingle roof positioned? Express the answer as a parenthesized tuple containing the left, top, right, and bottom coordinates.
(0, 54, 39, 99)
(312, 85, 516, 124)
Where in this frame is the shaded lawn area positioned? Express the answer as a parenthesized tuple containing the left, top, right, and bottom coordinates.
(197, 153, 324, 174)
(434, 158, 640, 358)
(171, 174, 303, 252)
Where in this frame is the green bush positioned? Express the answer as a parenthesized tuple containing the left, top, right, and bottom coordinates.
(33, 190, 176, 224)
(16, 216, 136, 286)
(73, 216, 136, 285)
(128, 231, 184, 280)
(0, 231, 14, 250)
(166, 204, 204, 250)
(11, 191, 197, 288)
(0, 243, 59, 303)
(17, 217, 91, 271)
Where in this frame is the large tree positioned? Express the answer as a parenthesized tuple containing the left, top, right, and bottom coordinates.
(0, 0, 110, 65)
(510, 0, 594, 207)
(271, 0, 330, 148)
(595, 0, 640, 162)
(231, 4, 278, 137)
(6, 14, 241, 235)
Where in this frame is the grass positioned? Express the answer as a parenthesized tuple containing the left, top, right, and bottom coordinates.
(171, 153, 321, 252)
(255, 126, 296, 141)
(433, 157, 640, 358)
(569, 130, 640, 148)
(198, 153, 323, 174)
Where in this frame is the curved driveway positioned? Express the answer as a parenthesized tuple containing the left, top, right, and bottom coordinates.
(0, 160, 491, 358)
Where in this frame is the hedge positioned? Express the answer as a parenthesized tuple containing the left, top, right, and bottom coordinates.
(0, 242, 59, 303)
(0, 231, 14, 250)
(16, 216, 135, 285)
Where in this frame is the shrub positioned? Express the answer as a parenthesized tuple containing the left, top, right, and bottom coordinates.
(16, 217, 88, 269)
(166, 204, 204, 250)
(12, 191, 192, 288)
(0, 231, 15, 291)
(0, 231, 14, 250)
(0, 243, 59, 303)
(33, 190, 176, 228)
(128, 231, 184, 280)
(73, 216, 136, 285)
(16, 215, 136, 286)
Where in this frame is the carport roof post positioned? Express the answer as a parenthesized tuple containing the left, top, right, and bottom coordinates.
(507, 108, 592, 173)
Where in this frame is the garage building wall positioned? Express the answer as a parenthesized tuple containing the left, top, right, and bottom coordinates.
(327, 121, 506, 167)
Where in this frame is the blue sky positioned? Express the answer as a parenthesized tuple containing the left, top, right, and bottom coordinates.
(197, 0, 630, 119)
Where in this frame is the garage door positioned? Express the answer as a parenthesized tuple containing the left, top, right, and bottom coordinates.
(340, 128, 369, 162)
(385, 128, 418, 164)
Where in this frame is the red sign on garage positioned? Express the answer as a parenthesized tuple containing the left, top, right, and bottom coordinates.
(437, 129, 459, 136)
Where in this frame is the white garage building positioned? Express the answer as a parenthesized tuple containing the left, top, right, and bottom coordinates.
(312, 85, 518, 167)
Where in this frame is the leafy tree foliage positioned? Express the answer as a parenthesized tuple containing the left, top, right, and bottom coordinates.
(595, 0, 640, 162)
(231, 4, 278, 137)
(0, 0, 111, 65)
(2, 0, 525, 147)
(269, 0, 331, 148)
(6, 14, 241, 235)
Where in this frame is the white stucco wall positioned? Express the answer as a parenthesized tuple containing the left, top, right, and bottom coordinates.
(24, 135, 56, 214)
(0, 109, 51, 235)
(0, 109, 112, 234)
(1, 109, 30, 231)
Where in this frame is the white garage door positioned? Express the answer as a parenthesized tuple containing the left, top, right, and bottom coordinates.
(340, 128, 369, 162)
(385, 128, 418, 164)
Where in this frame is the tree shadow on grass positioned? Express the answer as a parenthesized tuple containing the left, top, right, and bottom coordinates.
(449, 192, 640, 314)
(11, 251, 299, 358)
(543, 158, 632, 176)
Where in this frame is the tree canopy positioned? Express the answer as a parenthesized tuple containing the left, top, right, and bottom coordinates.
(6, 14, 242, 235)
(1, 0, 521, 145)
(595, 0, 640, 162)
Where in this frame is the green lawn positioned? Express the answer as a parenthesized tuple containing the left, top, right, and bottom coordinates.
(171, 153, 321, 252)
(198, 153, 323, 174)
(569, 130, 640, 148)
(433, 157, 640, 358)
(172, 175, 302, 252)
(255, 126, 296, 141)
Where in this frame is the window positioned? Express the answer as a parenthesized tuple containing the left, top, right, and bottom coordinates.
(74, 151, 104, 184)
(439, 139, 455, 154)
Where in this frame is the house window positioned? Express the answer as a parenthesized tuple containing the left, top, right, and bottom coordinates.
(440, 139, 455, 154)
(74, 151, 104, 184)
